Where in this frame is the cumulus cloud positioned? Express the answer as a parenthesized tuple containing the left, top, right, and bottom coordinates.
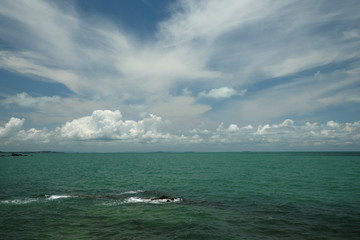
(0, 117, 25, 138)
(209, 119, 360, 150)
(255, 124, 271, 135)
(327, 121, 340, 128)
(198, 87, 246, 99)
(56, 110, 171, 142)
(1, 92, 61, 108)
(1, 111, 359, 151)
(0, 110, 178, 147)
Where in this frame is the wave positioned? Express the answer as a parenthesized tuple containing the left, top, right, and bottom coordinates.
(0, 198, 37, 205)
(123, 196, 182, 204)
(0, 195, 74, 205)
(1, 190, 182, 205)
(45, 195, 73, 200)
(119, 190, 146, 195)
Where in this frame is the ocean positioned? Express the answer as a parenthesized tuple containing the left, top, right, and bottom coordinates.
(0, 152, 359, 239)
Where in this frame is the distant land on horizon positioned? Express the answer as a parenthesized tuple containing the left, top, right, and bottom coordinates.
(2, 150, 360, 155)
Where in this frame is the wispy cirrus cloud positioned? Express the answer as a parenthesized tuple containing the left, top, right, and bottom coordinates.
(0, 0, 359, 151)
(1, 92, 60, 108)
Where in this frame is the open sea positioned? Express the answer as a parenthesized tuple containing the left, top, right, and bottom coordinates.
(0, 152, 359, 239)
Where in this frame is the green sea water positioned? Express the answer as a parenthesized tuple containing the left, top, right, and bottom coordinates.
(0, 152, 359, 239)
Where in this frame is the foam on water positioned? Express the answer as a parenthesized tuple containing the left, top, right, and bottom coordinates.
(0, 194, 74, 204)
(1, 191, 175, 205)
(0, 199, 37, 205)
(120, 190, 146, 195)
(45, 195, 73, 200)
(123, 197, 182, 204)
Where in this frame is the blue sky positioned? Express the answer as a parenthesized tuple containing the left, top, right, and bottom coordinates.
(0, 0, 360, 152)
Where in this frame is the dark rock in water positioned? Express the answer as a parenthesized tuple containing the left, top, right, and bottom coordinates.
(151, 195, 175, 201)
(11, 153, 23, 156)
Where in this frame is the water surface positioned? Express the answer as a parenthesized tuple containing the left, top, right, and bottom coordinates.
(1, 152, 359, 239)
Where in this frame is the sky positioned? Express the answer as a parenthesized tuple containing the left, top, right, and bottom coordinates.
(0, 0, 360, 152)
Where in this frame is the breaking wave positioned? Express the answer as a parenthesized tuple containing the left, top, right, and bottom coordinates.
(45, 195, 73, 200)
(119, 190, 146, 195)
(1, 190, 182, 205)
(123, 196, 182, 204)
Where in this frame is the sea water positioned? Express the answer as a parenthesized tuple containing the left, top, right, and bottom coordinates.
(0, 152, 359, 239)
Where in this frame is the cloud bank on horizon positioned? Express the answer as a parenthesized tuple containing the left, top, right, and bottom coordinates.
(1, 110, 359, 152)
(0, 0, 359, 151)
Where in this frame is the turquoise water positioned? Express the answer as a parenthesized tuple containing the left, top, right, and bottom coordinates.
(0, 152, 359, 239)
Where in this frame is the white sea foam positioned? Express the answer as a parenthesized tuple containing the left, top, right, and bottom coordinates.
(46, 195, 73, 200)
(120, 190, 145, 195)
(0, 199, 37, 204)
(123, 197, 182, 204)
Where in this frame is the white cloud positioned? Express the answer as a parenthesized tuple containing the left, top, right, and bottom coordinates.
(157, 0, 289, 47)
(198, 87, 245, 99)
(19, 128, 52, 143)
(181, 88, 192, 96)
(210, 64, 360, 125)
(0, 51, 80, 90)
(0, 112, 360, 151)
(0, 117, 25, 138)
(0, 0, 359, 135)
(0, 0, 221, 98)
(228, 124, 240, 132)
(262, 51, 335, 78)
(1, 92, 61, 108)
(327, 121, 340, 128)
(56, 110, 171, 142)
(255, 124, 271, 135)
(209, 119, 360, 149)
(280, 119, 294, 127)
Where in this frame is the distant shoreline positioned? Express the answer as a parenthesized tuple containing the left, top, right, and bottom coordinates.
(0, 151, 64, 156)
(1, 151, 360, 154)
